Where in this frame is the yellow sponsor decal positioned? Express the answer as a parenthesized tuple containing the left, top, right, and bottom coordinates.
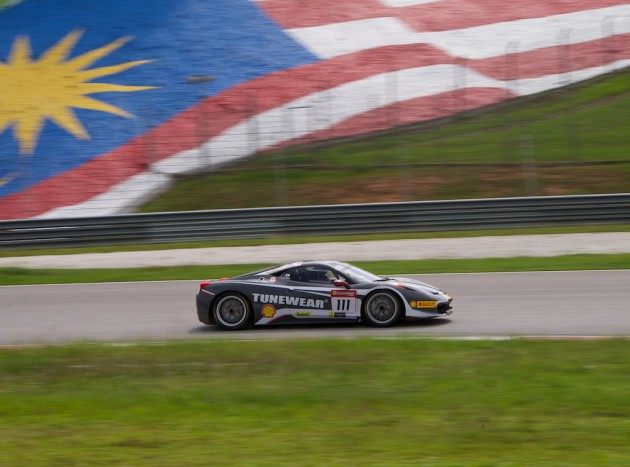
(295, 311, 311, 317)
(410, 301, 437, 308)
(261, 304, 276, 318)
(329, 312, 346, 318)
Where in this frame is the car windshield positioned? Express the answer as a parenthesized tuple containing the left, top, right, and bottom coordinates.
(331, 262, 381, 283)
(251, 262, 382, 283)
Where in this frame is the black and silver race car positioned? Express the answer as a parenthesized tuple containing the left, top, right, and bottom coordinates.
(196, 260, 453, 330)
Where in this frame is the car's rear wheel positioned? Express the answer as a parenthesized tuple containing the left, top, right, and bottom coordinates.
(213, 293, 251, 330)
(362, 291, 401, 327)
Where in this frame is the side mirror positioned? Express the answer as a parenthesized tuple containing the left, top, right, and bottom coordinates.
(333, 280, 350, 289)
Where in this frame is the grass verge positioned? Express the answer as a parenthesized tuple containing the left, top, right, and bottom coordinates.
(1, 339, 630, 465)
(1, 253, 630, 285)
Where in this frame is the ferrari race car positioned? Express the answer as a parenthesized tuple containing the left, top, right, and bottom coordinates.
(196, 260, 453, 330)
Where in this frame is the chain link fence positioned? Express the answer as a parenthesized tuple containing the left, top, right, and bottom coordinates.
(136, 23, 630, 209)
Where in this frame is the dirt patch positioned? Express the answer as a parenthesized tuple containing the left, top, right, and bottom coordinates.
(286, 165, 630, 206)
(290, 172, 452, 204)
(540, 167, 628, 195)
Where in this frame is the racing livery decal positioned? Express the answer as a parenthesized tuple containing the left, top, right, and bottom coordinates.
(252, 293, 325, 309)
(261, 304, 276, 318)
(329, 312, 347, 318)
(331, 290, 357, 298)
(331, 289, 358, 315)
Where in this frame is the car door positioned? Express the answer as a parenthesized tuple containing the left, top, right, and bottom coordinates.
(286, 266, 359, 319)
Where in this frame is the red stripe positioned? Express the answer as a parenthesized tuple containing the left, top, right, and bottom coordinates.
(257, 0, 389, 29)
(258, 0, 627, 31)
(399, 0, 628, 32)
(469, 34, 630, 80)
(0, 35, 626, 219)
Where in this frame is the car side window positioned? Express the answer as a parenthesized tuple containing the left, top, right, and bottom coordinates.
(322, 268, 344, 283)
(290, 267, 311, 283)
(275, 269, 294, 281)
(287, 266, 343, 284)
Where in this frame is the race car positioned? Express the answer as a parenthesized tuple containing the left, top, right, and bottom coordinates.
(196, 260, 453, 330)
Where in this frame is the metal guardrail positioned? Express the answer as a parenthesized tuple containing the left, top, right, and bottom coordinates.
(1, 194, 629, 250)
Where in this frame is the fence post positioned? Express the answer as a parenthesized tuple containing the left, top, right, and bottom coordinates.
(455, 57, 467, 117)
(520, 133, 539, 196)
(602, 15, 617, 72)
(248, 94, 259, 159)
(503, 41, 519, 163)
(273, 149, 289, 207)
(19, 153, 33, 218)
(270, 106, 290, 207)
(557, 28, 582, 162)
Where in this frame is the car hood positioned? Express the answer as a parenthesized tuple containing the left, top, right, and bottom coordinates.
(378, 277, 444, 294)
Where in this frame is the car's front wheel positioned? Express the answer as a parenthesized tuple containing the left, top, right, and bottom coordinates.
(213, 293, 251, 330)
(362, 291, 401, 327)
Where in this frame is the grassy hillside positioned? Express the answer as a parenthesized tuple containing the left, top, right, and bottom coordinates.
(140, 68, 630, 213)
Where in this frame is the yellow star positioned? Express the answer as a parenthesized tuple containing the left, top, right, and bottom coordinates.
(0, 30, 156, 154)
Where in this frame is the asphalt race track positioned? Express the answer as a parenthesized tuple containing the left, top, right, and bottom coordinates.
(2, 270, 630, 345)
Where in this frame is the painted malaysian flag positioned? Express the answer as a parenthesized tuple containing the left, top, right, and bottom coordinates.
(0, 0, 628, 220)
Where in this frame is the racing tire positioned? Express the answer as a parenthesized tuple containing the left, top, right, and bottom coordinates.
(362, 291, 401, 327)
(212, 292, 252, 331)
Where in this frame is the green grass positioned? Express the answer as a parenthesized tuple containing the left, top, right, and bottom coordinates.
(2, 223, 629, 257)
(2, 339, 630, 465)
(0, 0, 21, 11)
(2, 253, 630, 285)
(140, 69, 630, 212)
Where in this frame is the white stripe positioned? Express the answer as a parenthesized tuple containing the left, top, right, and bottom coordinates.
(287, 5, 630, 59)
(37, 172, 172, 218)
(513, 58, 630, 95)
(287, 17, 417, 59)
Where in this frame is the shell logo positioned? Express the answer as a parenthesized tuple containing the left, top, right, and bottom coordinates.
(410, 301, 437, 308)
(261, 304, 276, 318)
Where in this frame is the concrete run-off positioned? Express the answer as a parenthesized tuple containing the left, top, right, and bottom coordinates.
(1, 232, 629, 269)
